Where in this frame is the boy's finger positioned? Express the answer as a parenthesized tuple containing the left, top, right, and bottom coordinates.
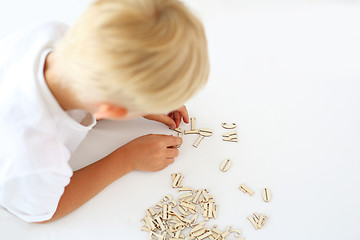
(174, 111, 181, 127)
(150, 115, 176, 129)
(165, 158, 175, 165)
(178, 106, 189, 123)
(163, 135, 182, 147)
(160, 115, 176, 129)
(166, 148, 179, 158)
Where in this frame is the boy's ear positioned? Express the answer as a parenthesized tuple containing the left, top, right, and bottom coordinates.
(93, 103, 128, 120)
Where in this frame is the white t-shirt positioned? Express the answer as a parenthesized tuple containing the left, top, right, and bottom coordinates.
(0, 22, 96, 222)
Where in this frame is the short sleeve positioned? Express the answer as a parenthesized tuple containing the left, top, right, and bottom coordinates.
(1, 171, 71, 222)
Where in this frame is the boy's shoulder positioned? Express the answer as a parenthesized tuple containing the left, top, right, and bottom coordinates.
(0, 22, 92, 223)
(0, 21, 69, 42)
(0, 21, 69, 56)
(0, 21, 69, 80)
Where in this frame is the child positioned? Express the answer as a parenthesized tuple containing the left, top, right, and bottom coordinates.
(0, 0, 209, 223)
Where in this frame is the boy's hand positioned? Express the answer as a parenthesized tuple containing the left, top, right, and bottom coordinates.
(143, 105, 190, 130)
(119, 134, 182, 172)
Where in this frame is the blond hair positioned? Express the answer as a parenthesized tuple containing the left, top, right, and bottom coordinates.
(55, 0, 209, 114)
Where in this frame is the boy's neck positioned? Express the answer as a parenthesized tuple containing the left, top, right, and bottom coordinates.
(44, 52, 87, 112)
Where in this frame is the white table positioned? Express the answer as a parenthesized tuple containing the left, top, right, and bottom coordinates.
(1, 2, 360, 240)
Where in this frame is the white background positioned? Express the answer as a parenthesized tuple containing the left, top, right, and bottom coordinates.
(1, 0, 360, 240)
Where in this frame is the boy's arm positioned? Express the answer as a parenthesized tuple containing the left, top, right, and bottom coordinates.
(42, 134, 181, 223)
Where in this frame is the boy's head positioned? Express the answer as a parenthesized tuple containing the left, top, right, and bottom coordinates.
(54, 0, 209, 118)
